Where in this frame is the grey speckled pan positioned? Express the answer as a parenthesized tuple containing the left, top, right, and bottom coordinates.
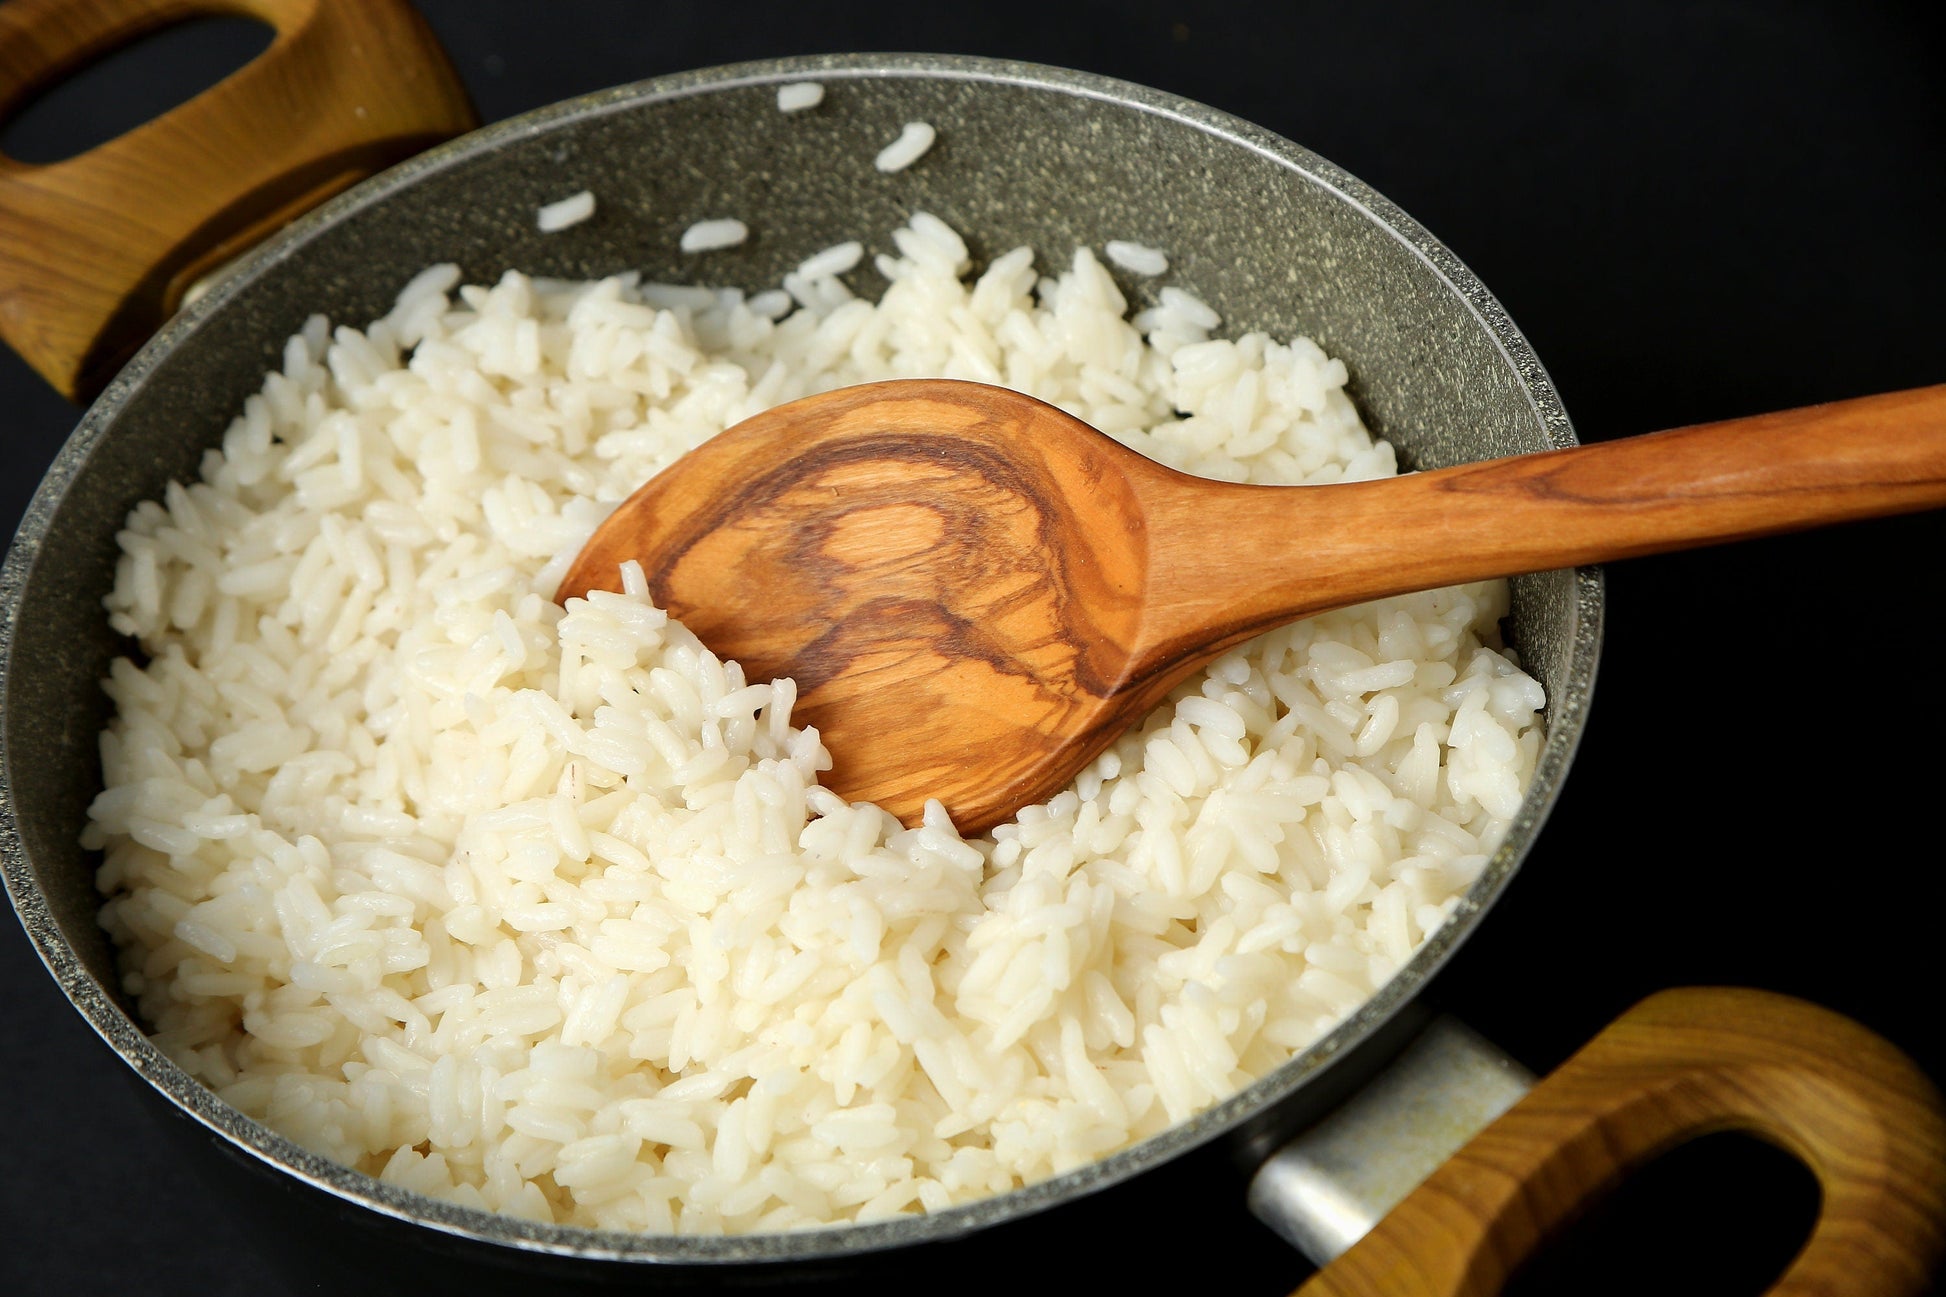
(0, 55, 1596, 1284)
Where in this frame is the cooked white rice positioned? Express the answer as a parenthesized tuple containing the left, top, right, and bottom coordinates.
(874, 122, 936, 173)
(776, 82, 824, 113)
(679, 218, 749, 253)
(1105, 240, 1169, 276)
(795, 240, 863, 280)
(89, 212, 1544, 1235)
(536, 191, 596, 233)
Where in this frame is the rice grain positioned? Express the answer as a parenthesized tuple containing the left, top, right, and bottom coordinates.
(536, 191, 596, 233)
(777, 83, 824, 113)
(679, 219, 750, 253)
(874, 122, 937, 173)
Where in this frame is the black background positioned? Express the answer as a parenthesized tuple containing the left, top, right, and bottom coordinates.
(2, 2, 1943, 1294)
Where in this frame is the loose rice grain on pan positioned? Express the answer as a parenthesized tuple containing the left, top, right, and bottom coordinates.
(89, 212, 1545, 1235)
(795, 240, 864, 280)
(1105, 239, 1169, 276)
(679, 218, 749, 252)
(777, 82, 824, 112)
(536, 190, 596, 232)
(874, 121, 937, 172)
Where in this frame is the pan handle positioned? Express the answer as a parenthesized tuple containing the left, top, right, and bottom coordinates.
(0, 0, 475, 402)
(1286, 987, 1946, 1296)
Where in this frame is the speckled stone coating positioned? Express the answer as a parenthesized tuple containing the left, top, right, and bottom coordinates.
(0, 55, 1599, 1274)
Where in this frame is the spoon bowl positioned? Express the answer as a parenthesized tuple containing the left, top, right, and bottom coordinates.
(559, 380, 1162, 832)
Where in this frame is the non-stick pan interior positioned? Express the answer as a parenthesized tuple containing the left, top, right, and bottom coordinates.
(0, 55, 1595, 1264)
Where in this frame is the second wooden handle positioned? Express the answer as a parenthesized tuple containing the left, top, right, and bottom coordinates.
(1299, 987, 1946, 1296)
(0, 0, 477, 402)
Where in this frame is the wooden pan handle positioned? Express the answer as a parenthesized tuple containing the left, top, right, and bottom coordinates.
(0, 0, 476, 401)
(1298, 988, 1946, 1296)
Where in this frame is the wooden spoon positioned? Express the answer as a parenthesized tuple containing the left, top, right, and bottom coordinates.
(557, 378, 1946, 834)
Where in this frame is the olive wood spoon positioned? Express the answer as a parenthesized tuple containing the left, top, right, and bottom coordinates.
(557, 378, 1946, 834)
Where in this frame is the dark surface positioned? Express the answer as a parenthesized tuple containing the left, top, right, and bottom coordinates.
(0, 2, 1940, 1294)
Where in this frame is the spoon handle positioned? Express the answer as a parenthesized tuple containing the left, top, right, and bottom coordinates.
(1144, 384, 1946, 642)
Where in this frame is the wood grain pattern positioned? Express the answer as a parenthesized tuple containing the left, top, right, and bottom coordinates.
(1298, 987, 1946, 1296)
(562, 380, 1946, 833)
(1136, 383, 1946, 672)
(0, 0, 476, 400)
(560, 381, 1153, 833)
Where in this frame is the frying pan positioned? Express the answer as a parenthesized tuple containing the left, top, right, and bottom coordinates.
(0, 1, 1941, 1292)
